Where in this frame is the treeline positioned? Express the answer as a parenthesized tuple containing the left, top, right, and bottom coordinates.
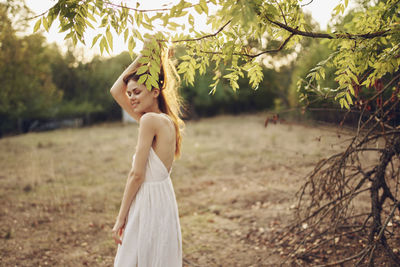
(0, 3, 123, 135)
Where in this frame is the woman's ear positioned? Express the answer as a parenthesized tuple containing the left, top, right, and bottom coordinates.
(152, 88, 160, 98)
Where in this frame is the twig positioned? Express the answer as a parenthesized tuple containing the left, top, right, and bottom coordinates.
(315, 247, 371, 267)
(300, 0, 314, 7)
(377, 200, 400, 240)
(170, 20, 231, 43)
(273, 0, 288, 25)
(198, 32, 295, 58)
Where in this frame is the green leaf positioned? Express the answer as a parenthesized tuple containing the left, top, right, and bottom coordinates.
(141, 48, 151, 57)
(124, 29, 129, 43)
(200, 0, 208, 15)
(136, 65, 148, 75)
(72, 34, 78, 46)
(345, 92, 353, 105)
(100, 16, 108, 27)
(333, 4, 342, 16)
(91, 34, 102, 48)
(106, 27, 113, 50)
(188, 14, 194, 26)
(138, 74, 148, 85)
(33, 18, 41, 33)
(180, 55, 191, 61)
(101, 36, 109, 54)
(142, 22, 153, 30)
(138, 11, 144, 26)
(149, 64, 160, 75)
(194, 4, 202, 14)
(348, 84, 355, 95)
(43, 17, 49, 32)
(85, 18, 95, 29)
(128, 36, 136, 55)
(343, 99, 350, 109)
(145, 77, 152, 90)
(177, 61, 189, 74)
(149, 75, 159, 89)
(59, 22, 73, 32)
(177, 10, 188, 17)
(99, 37, 105, 55)
(138, 57, 150, 64)
(87, 10, 96, 22)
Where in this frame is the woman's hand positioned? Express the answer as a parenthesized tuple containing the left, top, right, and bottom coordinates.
(111, 218, 126, 245)
(109, 54, 143, 122)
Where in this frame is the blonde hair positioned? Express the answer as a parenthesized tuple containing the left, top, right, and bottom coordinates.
(123, 47, 186, 160)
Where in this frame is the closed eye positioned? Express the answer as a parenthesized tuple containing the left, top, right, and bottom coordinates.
(127, 90, 140, 96)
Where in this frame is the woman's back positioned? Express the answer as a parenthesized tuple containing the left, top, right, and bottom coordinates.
(148, 112, 176, 174)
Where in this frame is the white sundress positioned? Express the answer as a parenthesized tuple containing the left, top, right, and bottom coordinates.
(114, 114, 182, 267)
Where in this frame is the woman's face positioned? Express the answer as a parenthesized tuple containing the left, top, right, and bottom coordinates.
(126, 79, 159, 114)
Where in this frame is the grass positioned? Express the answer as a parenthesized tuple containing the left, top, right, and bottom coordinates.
(0, 111, 356, 266)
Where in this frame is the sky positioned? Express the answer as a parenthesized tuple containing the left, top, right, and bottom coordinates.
(24, 0, 347, 60)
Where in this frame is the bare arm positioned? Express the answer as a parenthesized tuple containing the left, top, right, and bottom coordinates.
(112, 113, 158, 244)
(109, 55, 143, 122)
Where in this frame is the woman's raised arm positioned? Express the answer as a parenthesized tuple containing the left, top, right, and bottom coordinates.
(110, 55, 143, 122)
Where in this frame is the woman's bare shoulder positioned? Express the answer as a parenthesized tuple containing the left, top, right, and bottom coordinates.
(139, 112, 168, 128)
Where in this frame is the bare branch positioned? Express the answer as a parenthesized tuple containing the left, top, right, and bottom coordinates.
(315, 247, 371, 267)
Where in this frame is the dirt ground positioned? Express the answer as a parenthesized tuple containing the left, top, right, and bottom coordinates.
(0, 111, 358, 266)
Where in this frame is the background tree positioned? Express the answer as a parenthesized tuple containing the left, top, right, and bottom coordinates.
(34, 0, 400, 265)
(0, 3, 62, 135)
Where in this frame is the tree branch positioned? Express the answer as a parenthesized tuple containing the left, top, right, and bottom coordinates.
(170, 20, 231, 43)
(25, 0, 209, 20)
(247, 32, 295, 57)
(197, 32, 295, 57)
(315, 247, 371, 267)
(273, 0, 287, 25)
(301, 0, 314, 7)
(104, 0, 211, 13)
(265, 16, 392, 40)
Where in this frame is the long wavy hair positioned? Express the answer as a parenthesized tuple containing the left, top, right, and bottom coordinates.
(122, 47, 186, 160)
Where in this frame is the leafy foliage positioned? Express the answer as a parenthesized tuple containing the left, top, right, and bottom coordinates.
(300, 1, 400, 109)
(34, 0, 399, 110)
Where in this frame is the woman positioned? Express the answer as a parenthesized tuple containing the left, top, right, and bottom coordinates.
(110, 46, 185, 267)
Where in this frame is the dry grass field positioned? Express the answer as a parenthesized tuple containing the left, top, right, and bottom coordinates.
(0, 111, 359, 266)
